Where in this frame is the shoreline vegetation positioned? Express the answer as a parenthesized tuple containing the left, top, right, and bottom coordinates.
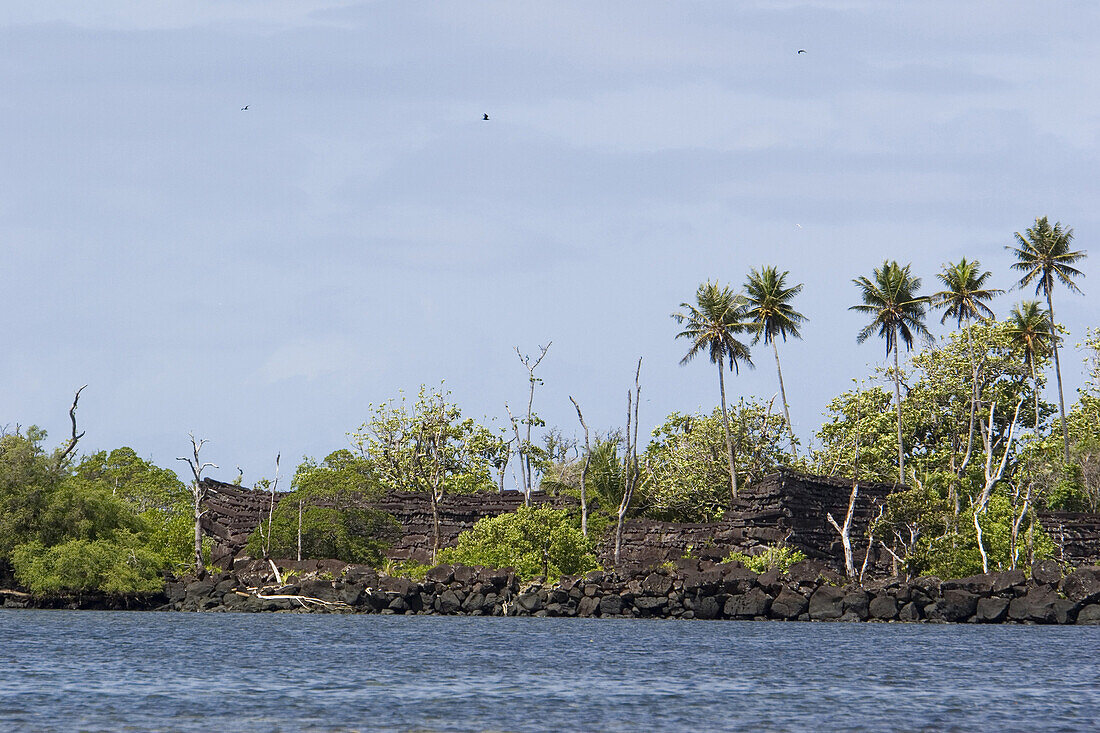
(2, 216, 1098, 619)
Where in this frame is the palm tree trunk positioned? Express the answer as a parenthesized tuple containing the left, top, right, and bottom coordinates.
(717, 360, 738, 501)
(772, 340, 795, 445)
(893, 342, 905, 483)
(1045, 290, 1070, 462)
(1032, 359, 1040, 437)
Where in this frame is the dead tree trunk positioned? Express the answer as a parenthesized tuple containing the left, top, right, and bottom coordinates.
(177, 434, 218, 577)
(514, 343, 551, 502)
(614, 359, 642, 567)
(570, 396, 592, 538)
(264, 453, 281, 559)
(55, 385, 88, 467)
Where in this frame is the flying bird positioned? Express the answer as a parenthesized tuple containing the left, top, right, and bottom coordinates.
(241, 105, 249, 110)
(797, 49, 806, 54)
(483, 113, 489, 120)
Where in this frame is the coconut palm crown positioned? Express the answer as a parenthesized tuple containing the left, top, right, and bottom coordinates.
(1007, 300, 1054, 436)
(1007, 216, 1087, 460)
(932, 258, 1002, 327)
(850, 261, 932, 356)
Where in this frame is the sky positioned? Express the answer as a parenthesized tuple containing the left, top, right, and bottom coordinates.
(2, 1, 1097, 485)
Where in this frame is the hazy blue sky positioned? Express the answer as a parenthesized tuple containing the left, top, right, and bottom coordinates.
(3, 1, 1097, 484)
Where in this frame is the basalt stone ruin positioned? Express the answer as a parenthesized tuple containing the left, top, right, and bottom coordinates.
(124, 558, 1100, 625)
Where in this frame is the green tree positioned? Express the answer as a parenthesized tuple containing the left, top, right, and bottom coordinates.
(246, 450, 399, 564)
(931, 258, 1002, 473)
(743, 266, 806, 443)
(1008, 216, 1087, 461)
(672, 282, 753, 499)
(812, 386, 899, 483)
(351, 385, 503, 561)
(643, 401, 797, 522)
(851, 261, 931, 481)
(439, 505, 597, 580)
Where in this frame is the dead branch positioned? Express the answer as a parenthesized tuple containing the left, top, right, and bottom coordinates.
(55, 385, 87, 465)
(569, 395, 592, 538)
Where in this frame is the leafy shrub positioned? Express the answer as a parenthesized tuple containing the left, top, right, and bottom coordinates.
(12, 537, 165, 595)
(384, 560, 431, 581)
(722, 545, 806, 573)
(439, 505, 598, 580)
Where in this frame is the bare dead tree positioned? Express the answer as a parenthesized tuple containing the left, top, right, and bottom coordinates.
(177, 434, 218, 576)
(264, 453, 281, 559)
(504, 403, 527, 504)
(973, 398, 1024, 573)
(613, 359, 642, 567)
(570, 396, 592, 537)
(859, 502, 885, 582)
(514, 342, 551, 500)
(55, 385, 88, 466)
(827, 387, 861, 578)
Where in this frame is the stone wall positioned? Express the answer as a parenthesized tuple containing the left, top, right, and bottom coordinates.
(1039, 512, 1100, 567)
(598, 469, 900, 572)
(199, 479, 561, 564)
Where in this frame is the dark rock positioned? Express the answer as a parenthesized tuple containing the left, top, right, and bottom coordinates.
(808, 586, 845, 620)
(437, 589, 463, 614)
(387, 596, 409, 613)
(991, 569, 1026, 594)
(577, 596, 600, 617)
(184, 579, 215, 599)
(941, 574, 994, 596)
(868, 594, 897, 620)
(1009, 588, 1064, 623)
(642, 573, 674, 597)
(842, 590, 869, 619)
(770, 589, 808, 620)
(341, 587, 363, 606)
(785, 560, 830, 584)
(634, 596, 669, 615)
(693, 596, 720, 620)
(300, 579, 339, 603)
(166, 582, 187, 604)
(453, 565, 477, 584)
(975, 597, 1010, 623)
(1031, 559, 1062, 586)
(909, 576, 941, 604)
(1077, 604, 1100, 625)
(682, 568, 722, 593)
(719, 566, 758, 594)
(425, 565, 454, 584)
(936, 589, 979, 622)
(599, 595, 624, 616)
(1061, 568, 1100, 604)
(515, 592, 542, 613)
(897, 602, 922, 622)
(214, 578, 236, 594)
(725, 588, 772, 619)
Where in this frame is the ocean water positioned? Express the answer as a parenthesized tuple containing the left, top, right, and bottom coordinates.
(1, 610, 1097, 732)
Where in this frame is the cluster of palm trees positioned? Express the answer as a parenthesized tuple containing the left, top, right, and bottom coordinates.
(674, 216, 1087, 490)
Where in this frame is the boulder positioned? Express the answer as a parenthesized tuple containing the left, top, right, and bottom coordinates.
(577, 595, 600, 617)
(642, 573, 674, 597)
(437, 589, 463, 614)
(936, 589, 979, 622)
(1009, 588, 1068, 624)
(1031, 559, 1062, 586)
(868, 594, 897, 621)
(693, 596, 720, 620)
(633, 596, 669, 615)
(425, 565, 455, 584)
(941, 574, 994, 596)
(897, 602, 922, 622)
(842, 590, 869, 620)
(770, 589, 808, 620)
(1061, 568, 1100, 605)
(724, 588, 771, 619)
(1076, 604, 1100, 625)
(453, 565, 477, 584)
(599, 595, 624, 616)
(784, 560, 830, 585)
(719, 566, 759, 594)
(975, 597, 1010, 623)
(991, 569, 1026, 594)
(184, 579, 215, 600)
(808, 586, 845, 620)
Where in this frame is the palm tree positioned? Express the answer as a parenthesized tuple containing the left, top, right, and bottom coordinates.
(744, 266, 806, 444)
(1006, 301, 1054, 437)
(931, 258, 1002, 471)
(1007, 216, 1087, 462)
(850, 261, 931, 482)
(673, 282, 753, 500)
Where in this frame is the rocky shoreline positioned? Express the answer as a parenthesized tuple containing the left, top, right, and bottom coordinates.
(5, 558, 1100, 625)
